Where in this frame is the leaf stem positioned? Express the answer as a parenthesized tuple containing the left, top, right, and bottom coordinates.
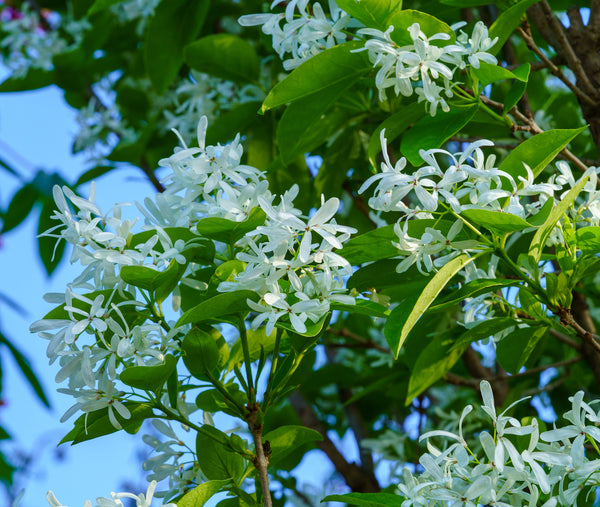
(239, 316, 256, 404)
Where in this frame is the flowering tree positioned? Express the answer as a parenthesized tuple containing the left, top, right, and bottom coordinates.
(3, 0, 600, 505)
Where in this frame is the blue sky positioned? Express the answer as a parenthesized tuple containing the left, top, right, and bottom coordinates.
(0, 81, 154, 506)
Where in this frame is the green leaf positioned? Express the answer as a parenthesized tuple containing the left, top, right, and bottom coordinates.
(430, 278, 521, 311)
(386, 10, 455, 46)
(368, 103, 427, 171)
(60, 402, 154, 445)
(0, 156, 19, 178)
(229, 327, 278, 371)
(527, 196, 554, 227)
(205, 101, 261, 146)
(38, 199, 66, 275)
(577, 226, 600, 254)
(195, 431, 246, 481)
(0, 331, 50, 407)
(504, 63, 531, 114)
(384, 254, 475, 357)
(182, 328, 228, 381)
(176, 291, 259, 327)
(263, 425, 323, 468)
(496, 326, 548, 374)
(322, 493, 403, 507)
(529, 175, 589, 265)
(261, 41, 370, 112)
(74, 165, 115, 187)
(401, 105, 478, 165)
(0, 67, 54, 92)
(497, 128, 585, 189)
(1, 182, 38, 234)
(196, 208, 266, 245)
(407, 332, 469, 402)
(184, 34, 260, 84)
(178, 480, 231, 507)
(489, 0, 542, 56)
(334, 0, 403, 31)
(472, 62, 525, 87)
(277, 81, 358, 164)
(461, 209, 533, 235)
(119, 355, 178, 392)
(144, 0, 209, 93)
(331, 299, 389, 318)
(340, 225, 398, 264)
(87, 0, 124, 15)
(120, 261, 186, 304)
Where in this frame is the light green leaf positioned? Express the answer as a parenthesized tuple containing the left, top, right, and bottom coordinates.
(178, 480, 231, 507)
(384, 254, 475, 357)
(497, 128, 586, 189)
(261, 42, 369, 112)
(322, 493, 403, 507)
(576, 226, 600, 254)
(263, 425, 323, 468)
(229, 328, 278, 371)
(529, 175, 589, 265)
(386, 10, 455, 46)
(334, 0, 402, 31)
(339, 225, 397, 264)
(185, 34, 260, 84)
(144, 0, 209, 93)
(401, 105, 478, 165)
(368, 103, 426, 171)
(472, 62, 525, 87)
(496, 326, 548, 374)
(489, 0, 542, 56)
(119, 355, 178, 392)
(176, 291, 259, 327)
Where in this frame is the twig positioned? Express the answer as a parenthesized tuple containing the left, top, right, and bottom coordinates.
(327, 328, 391, 354)
(247, 405, 273, 507)
(495, 356, 582, 380)
(549, 327, 582, 351)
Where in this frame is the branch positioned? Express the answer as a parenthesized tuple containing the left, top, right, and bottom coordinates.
(495, 356, 583, 380)
(289, 392, 380, 492)
(247, 405, 273, 507)
(479, 95, 590, 172)
(327, 328, 391, 354)
(516, 26, 596, 106)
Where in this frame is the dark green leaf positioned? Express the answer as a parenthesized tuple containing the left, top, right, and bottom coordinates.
(331, 299, 389, 318)
(368, 103, 426, 171)
(0, 67, 54, 92)
(195, 431, 246, 481)
(461, 208, 532, 235)
(386, 10, 455, 46)
(229, 327, 278, 371)
(323, 493, 403, 507)
(182, 328, 228, 381)
(74, 165, 115, 187)
(504, 63, 531, 114)
(340, 225, 397, 264)
(1, 182, 38, 234)
(0, 331, 50, 407)
(205, 102, 261, 146)
(120, 261, 186, 304)
(87, 0, 124, 14)
(401, 105, 478, 165)
(185, 34, 260, 84)
(496, 326, 548, 374)
(489, 0, 542, 56)
(430, 278, 521, 311)
(144, 0, 209, 93)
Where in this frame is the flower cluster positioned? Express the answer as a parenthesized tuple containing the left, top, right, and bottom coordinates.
(359, 21, 498, 115)
(219, 191, 356, 334)
(0, 4, 88, 78)
(238, 0, 351, 70)
(390, 381, 600, 506)
(360, 130, 600, 274)
(45, 480, 175, 507)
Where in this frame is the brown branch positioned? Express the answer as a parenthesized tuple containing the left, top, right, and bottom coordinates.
(289, 392, 380, 492)
(247, 405, 273, 507)
(342, 180, 376, 226)
(516, 26, 596, 106)
(539, 0, 598, 97)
